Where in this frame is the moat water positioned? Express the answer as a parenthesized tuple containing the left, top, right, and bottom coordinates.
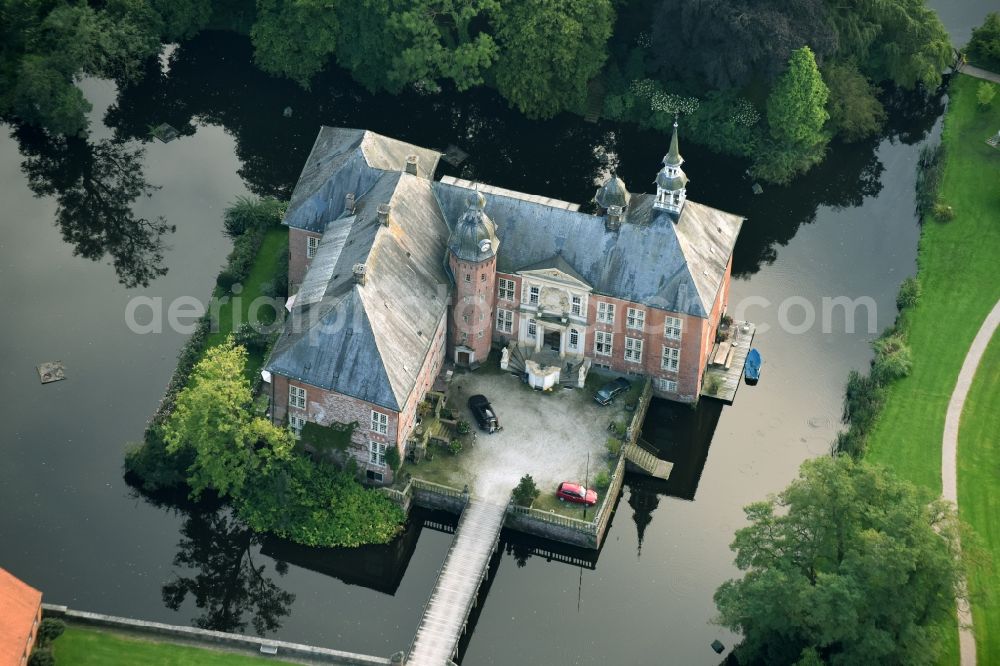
(0, 6, 987, 663)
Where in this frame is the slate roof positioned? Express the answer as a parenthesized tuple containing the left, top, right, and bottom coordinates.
(447, 191, 499, 262)
(284, 127, 442, 233)
(267, 171, 450, 411)
(433, 181, 742, 318)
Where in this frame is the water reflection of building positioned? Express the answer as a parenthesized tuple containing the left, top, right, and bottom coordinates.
(638, 398, 723, 501)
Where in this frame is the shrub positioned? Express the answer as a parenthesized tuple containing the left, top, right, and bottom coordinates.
(36, 619, 65, 648)
(233, 322, 267, 351)
(896, 277, 922, 310)
(871, 333, 913, 383)
(512, 474, 540, 507)
(606, 437, 622, 457)
(216, 268, 239, 293)
(968, 13, 1000, 70)
(28, 650, 54, 666)
(223, 195, 287, 238)
(915, 143, 944, 218)
(594, 470, 610, 489)
(385, 445, 401, 472)
(834, 427, 867, 458)
(932, 201, 955, 221)
(448, 439, 462, 455)
(976, 81, 996, 108)
(456, 419, 471, 435)
(843, 369, 885, 433)
(705, 375, 722, 395)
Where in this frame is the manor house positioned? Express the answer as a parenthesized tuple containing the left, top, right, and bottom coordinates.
(264, 126, 744, 483)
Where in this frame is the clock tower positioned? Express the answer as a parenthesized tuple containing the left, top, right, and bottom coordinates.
(446, 192, 500, 367)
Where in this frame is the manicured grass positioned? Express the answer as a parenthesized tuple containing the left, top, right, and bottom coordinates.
(866, 75, 1000, 490)
(204, 227, 287, 377)
(52, 627, 299, 666)
(958, 331, 1000, 664)
(863, 75, 1000, 665)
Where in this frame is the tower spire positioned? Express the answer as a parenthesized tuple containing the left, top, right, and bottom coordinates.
(654, 119, 688, 218)
(664, 118, 683, 168)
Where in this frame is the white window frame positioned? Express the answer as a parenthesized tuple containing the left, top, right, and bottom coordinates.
(655, 378, 677, 392)
(527, 319, 537, 338)
(370, 410, 388, 435)
(496, 308, 513, 333)
(597, 302, 615, 324)
(664, 316, 683, 340)
(571, 295, 582, 316)
(369, 441, 387, 467)
(306, 236, 319, 259)
(624, 337, 643, 363)
(289, 385, 306, 410)
(595, 331, 613, 356)
(626, 307, 645, 330)
(661, 346, 680, 372)
(498, 278, 516, 301)
(288, 413, 306, 437)
(464, 272, 471, 283)
(568, 328, 580, 351)
(528, 285, 540, 305)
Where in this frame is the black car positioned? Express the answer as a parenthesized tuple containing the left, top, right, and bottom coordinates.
(468, 394, 500, 433)
(594, 377, 631, 405)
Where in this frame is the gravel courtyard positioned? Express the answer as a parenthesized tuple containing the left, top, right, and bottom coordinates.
(438, 367, 633, 500)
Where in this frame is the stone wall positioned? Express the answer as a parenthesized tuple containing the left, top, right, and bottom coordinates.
(42, 604, 393, 665)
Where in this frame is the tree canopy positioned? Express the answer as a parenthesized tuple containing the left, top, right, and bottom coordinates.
(493, 0, 613, 119)
(715, 455, 967, 665)
(250, 0, 341, 87)
(968, 13, 1000, 71)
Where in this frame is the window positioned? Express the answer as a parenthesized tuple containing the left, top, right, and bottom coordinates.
(597, 302, 615, 324)
(477, 330, 484, 339)
(463, 314, 469, 323)
(496, 308, 513, 333)
(626, 308, 645, 330)
(625, 337, 643, 362)
(654, 378, 677, 392)
(595, 331, 613, 356)
(371, 410, 388, 435)
(661, 346, 680, 372)
(464, 273, 471, 283)
(568, 328, 580, 350)
(306, 236, 319, 259)
(288, 413, 306, 436)
(369, 441, 387, 467)
(664, 316, 683, 340)
(498, 278, 515, 300)
(479, 312, 484, 321)
(366, 470, 384, 483)
(481, 273, 486, 282)
(289, 385, 306, 410)
(527, 319, 537, 337)
(528, 285, 540, 305)
(571, 296, 582, 316)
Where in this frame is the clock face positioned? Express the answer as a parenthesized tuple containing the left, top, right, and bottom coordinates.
(479, 239, 491, 253)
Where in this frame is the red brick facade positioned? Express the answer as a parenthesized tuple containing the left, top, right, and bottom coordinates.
(447, 254, 497, 366)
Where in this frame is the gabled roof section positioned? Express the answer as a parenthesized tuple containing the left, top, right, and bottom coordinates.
(284, 127, 443, 233)
(267, 171, 450, 411)
(519, 255, 591, 289)
(434, 180, 743, 318)
(0, 567, 41, 666)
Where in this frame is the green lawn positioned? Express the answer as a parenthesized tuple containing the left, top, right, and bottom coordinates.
(958, 331, 1000, 664)
(204, 227, 287, 378)
(863, 75, 1000, 664)
(51, 627, 299, 666)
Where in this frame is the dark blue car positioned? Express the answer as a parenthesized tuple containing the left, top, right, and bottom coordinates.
(594, 377, 631, 405)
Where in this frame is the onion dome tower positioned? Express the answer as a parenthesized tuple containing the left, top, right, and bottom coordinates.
(595, 171, 630, 231)
(653, 120, 688, 218)
(447, 192, 499, 367)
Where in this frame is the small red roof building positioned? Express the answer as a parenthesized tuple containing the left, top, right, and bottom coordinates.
(0, 567, 43, 666)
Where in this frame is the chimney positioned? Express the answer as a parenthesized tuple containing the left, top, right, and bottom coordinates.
(377, 203, 391, 226)
(352, 263, 366, 286)
(606, 205, 624, 231)
(405, 154, 419, 176)
(344, 192, 356, 215)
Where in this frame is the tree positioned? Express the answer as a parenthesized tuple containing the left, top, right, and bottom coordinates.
(823, 62, 886, 142)
(968, 13, 1000, 70)
(715, 456, 967, 665)
(163, 339, 293, 498)
(150, 0, 213, 41)
(492, 0, 614, 119)
(251, 0, 341, 87)
(512, 474, 539, 507)
(824, 0, 951, 89)
(977, 81, 997, 109)
(756, 47, 830, 183)
(651, 0, 837, 90)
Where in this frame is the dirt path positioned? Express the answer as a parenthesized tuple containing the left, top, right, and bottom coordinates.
(959, 64, 1000, 85)
(943, 299, 1000, 666)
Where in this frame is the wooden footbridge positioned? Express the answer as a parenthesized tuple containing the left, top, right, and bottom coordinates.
(406, 496, 508, 665)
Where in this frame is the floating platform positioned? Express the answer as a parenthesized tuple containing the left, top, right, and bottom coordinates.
(37, 361, 66, 384)
(700, 321, 756, 404)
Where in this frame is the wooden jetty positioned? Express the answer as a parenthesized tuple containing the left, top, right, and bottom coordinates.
(701, 321, 757, 404)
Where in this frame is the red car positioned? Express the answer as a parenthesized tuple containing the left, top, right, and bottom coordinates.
(557, 482, 598, 506)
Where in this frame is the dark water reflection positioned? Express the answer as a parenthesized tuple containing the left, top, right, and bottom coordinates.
(0, 15, 979, 664)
